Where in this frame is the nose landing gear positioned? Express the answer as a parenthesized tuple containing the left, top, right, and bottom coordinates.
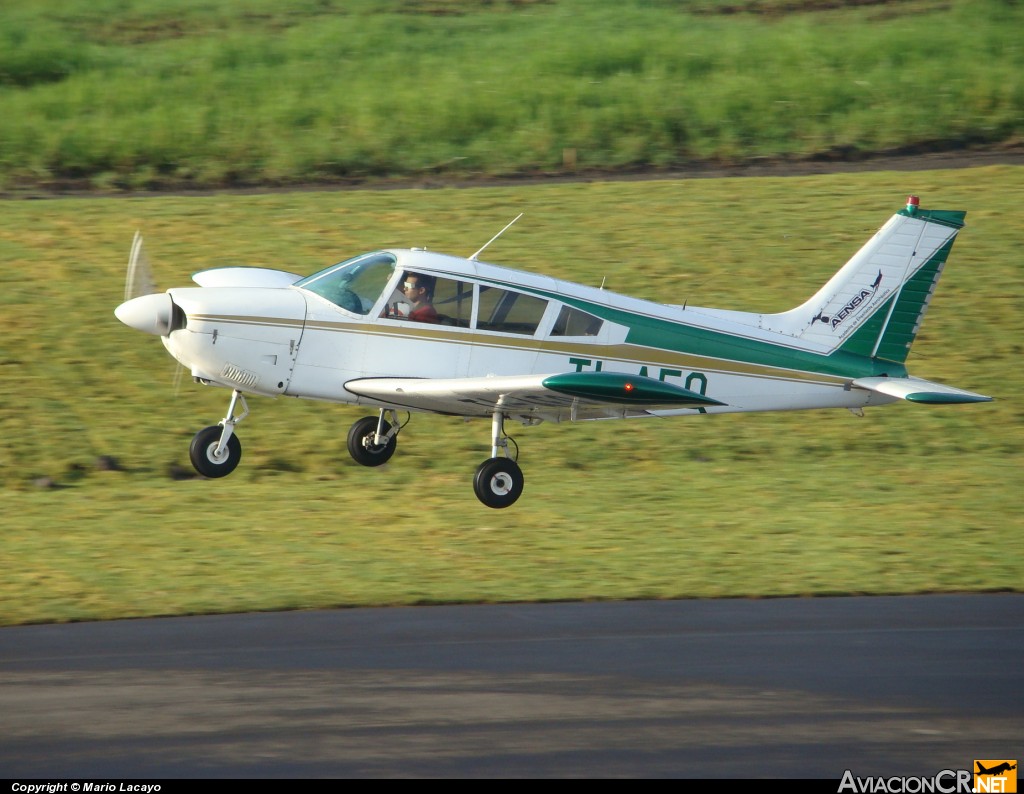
(189, 389, 248, 478)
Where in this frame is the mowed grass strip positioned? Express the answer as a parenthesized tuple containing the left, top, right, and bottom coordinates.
(0, 167, 1020, 625)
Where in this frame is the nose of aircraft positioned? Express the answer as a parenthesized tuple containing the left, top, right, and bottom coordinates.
(115, 292, 176, 336)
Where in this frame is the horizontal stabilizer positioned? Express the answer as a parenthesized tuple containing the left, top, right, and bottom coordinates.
(852, 376, 992, 404)
(192, 267, 303, 288)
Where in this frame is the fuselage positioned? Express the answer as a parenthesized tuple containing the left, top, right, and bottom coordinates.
(154, 248, 903, 422)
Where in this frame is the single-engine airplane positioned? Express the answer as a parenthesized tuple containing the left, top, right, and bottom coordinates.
(115, 195, 991, 507)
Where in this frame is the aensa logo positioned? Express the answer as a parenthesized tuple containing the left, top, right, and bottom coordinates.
(974, 761, 1017, 793)
(812, 270, 884, 330)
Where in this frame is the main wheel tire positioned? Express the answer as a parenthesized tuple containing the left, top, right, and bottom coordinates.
(189, 425, 242, 478)
(473, 457, 524, 509)
(347, 416, 397, 467)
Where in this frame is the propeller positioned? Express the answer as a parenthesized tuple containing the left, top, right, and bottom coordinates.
(125, 230, 156, 301)
(116, 232, 186, 393)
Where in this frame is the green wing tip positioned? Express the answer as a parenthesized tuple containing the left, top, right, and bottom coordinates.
(905, 392, 993, 404)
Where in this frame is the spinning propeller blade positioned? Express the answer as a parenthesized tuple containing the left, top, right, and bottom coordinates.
(118, 232, 186, 387)
(125, 230, 156, 301)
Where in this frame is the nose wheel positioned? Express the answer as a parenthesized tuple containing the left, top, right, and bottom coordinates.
(189, 425, 242, 478)
(188, 389, 247, 478)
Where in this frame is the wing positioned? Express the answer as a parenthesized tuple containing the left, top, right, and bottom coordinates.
(852, 376, 992, 404)
(345, 371, 724, 422)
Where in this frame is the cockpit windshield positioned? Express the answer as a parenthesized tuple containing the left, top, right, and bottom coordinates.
(294, 252, 397, 315)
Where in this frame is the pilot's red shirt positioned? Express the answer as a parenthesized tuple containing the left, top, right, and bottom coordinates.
(409, 305, 439, 323)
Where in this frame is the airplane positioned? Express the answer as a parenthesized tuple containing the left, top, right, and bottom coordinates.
(115, 195, 991, 508)
(977, 763, 1017, 776)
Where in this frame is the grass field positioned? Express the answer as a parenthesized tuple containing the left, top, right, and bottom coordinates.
(1, 0, 1020, 627)
(0, 166, 1020, 626)
(1, 0, 1022, 190)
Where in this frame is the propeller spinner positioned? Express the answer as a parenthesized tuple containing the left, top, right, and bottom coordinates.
(115, 291, 177, 336)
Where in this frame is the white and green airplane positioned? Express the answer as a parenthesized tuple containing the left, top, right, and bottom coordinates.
(115, 195, 991, 507)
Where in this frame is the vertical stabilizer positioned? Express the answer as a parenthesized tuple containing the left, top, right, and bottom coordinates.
(764, 197, 966, 363)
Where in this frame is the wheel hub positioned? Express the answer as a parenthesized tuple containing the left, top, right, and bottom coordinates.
(489, 473, 513, 495)
(207, 443, 230, 464)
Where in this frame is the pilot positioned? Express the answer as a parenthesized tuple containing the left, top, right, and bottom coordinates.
(398, 272, 439, 323)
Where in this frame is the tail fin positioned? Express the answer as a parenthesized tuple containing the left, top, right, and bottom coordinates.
(765, 196, 966, 363)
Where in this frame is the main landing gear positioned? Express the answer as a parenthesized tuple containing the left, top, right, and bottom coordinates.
(472, 411, 523, 509)
(346, 408, 524, 509)
(347, 410, 399, 467)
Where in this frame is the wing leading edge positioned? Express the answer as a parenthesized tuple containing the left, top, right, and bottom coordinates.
(345, 371, 724, 421)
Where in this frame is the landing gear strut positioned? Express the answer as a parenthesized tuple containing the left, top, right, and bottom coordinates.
(472, 410, 524, 509)
(189, 389, 247, 478)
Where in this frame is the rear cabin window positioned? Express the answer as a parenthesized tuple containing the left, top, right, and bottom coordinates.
(551, 305, 604, 336)
(477, 286, 548, 336)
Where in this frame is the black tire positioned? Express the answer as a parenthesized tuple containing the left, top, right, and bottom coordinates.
(347, 416, 397, 467)
(473, 457, 524, 509)
(189, 425, 242, 478)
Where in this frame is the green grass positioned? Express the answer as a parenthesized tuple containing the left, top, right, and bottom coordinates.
(1, 0, 1022, 190)
(0, 166, 1021, 625)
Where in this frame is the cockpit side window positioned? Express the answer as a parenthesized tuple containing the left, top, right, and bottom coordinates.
(477, 286, 548, 336)
(382, 274, 474, 327)
(433, 278, 474, 327)
(295, 252, 397, 315)
(551, 305, 604, 337)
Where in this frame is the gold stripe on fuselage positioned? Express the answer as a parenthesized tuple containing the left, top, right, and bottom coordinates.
(189, 313, 305, 330)
(195, 313, 846, 387)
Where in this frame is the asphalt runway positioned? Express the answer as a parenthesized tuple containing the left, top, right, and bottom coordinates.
(1, 594, 1021, 778)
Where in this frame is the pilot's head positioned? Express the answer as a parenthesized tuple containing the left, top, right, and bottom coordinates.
(402, 272, 435, 302)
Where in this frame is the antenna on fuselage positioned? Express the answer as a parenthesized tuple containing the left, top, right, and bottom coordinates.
(469, 213, 523, 261)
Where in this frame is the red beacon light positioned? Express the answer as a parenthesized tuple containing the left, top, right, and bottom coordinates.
(906, 195, 920, 214)
(624, 382, 634, 393)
